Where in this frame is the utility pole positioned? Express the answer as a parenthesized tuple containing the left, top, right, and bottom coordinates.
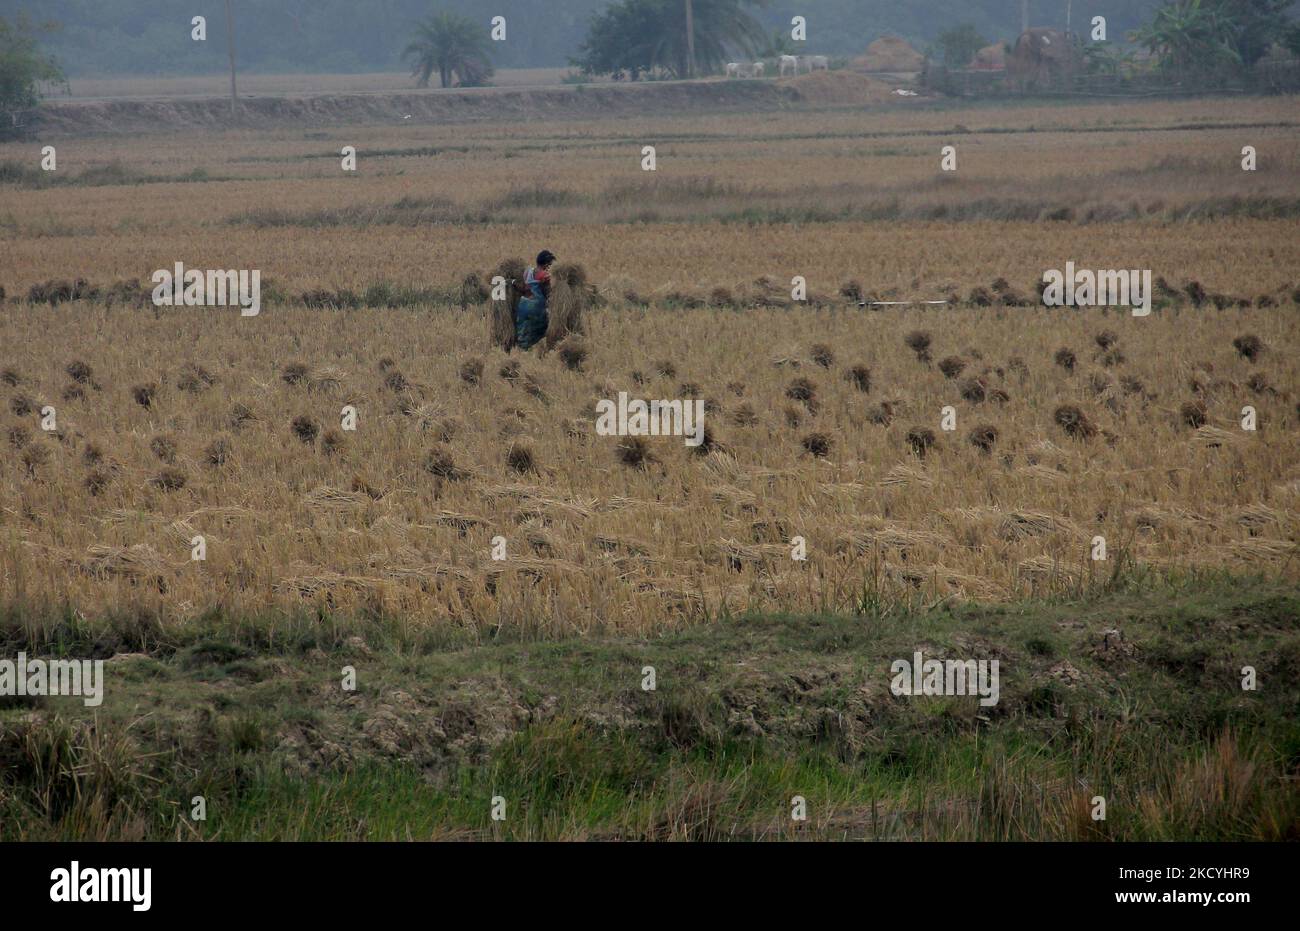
(225, 0, 238, 115)
(1020, 0, 1029, 33)
(1066, 0, 1072, 34)
(684, 0, 696, 78)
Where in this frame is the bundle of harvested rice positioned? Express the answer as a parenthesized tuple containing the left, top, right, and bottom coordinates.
(428, 510, 490, 534)
(185, 505, 262, 526)
(274, 569, 388, 599)
(486, 555, 585, 583)
(636, 577, 749, 614)
(930, 566, 1007, 601)
(1231, 503, 1283, 530)
(710, 483, 760, 511)
(598, 495, 688, 515)
(593, 533, 651, 556)
(383, 563, 478, 586)
(1224, 538, 1298, 562)
(480, 483, 597, 522)
(307, 365, 347, 394)
(460, 272, 490, 311)
(304, 485, 369, 516)
(879, 463, 933, 488)
(490, 258, 526, 352)
(164, 519, 199, 546)
(698, 451, 796, 484)
(1017, 463, 1069, 483)
(1132, 505, 1209, 532)
(998, 509, 1081, 541)
(816, 481, 867, 499)
(1192, 425, 1239, 449)
(1271, 478, 1300, 499)
(1017, 555, 1081, 584)
(715, 538, 790, 570)
(835, 523, 947, 557)
(82, 544, 171, 582)
(544, 263, 590, 351)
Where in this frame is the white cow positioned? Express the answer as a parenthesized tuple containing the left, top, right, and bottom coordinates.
(779, 54, 798, 77)
(807, 55, 830, 72)
(752, 61, 765, 77)
(726, 62, 740, 78)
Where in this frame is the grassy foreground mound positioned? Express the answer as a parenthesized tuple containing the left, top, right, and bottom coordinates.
(1, 576, 1297, 840)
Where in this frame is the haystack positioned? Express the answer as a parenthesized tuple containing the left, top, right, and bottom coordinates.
(972, 43, 1007, 71)
(490, 258, 526, 352)
(852, 36, 925, 73)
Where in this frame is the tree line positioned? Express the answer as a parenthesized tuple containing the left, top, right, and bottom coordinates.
(2, 0, 1297, 118)
(416, 0, 1300, 86)
(4, 0, 1157, 77)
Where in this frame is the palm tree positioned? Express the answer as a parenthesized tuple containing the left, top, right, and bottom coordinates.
(684, 0, 696, 77)
(573, 0, 766, 80)
(224, 0, 237, 115)
(403, 12, 494, 89)
(653, 0, 766, 77)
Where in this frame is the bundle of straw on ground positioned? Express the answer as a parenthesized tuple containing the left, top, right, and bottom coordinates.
(489, 258, 526, 352)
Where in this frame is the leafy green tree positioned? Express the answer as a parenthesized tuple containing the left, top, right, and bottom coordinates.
(1223, 0, 1297, 65)
(11, 1, 1168, 78)
(1286, 19, 1300, 56)
(573, 0, 766, 79)
(571, 0, 663, 79)
(0, 14, 66, 125)
(1081, 41, 1137, 76)
(403, 11, 494, 88)
(933, 23, 988, 68)
(1132, 0, 1295, 78)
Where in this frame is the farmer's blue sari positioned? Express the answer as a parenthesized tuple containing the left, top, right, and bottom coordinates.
(516, 293, 548, 350)
(515, 267, 549, 350)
